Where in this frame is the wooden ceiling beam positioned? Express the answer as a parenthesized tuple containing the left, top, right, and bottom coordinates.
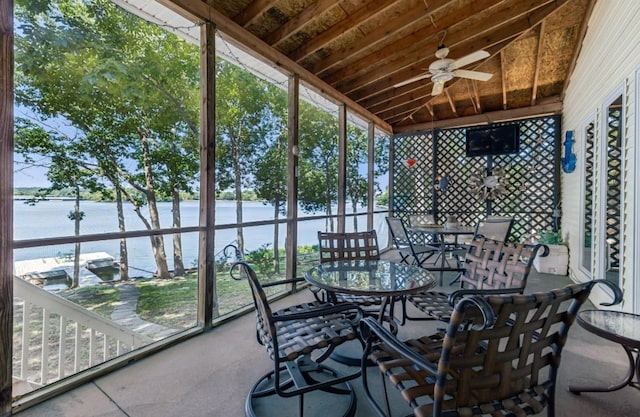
(377, 0, 569, 123)
(160, 0, 392, 132)
(394, 99, 563, 134)
(445, 90, 457, 115)
(324, 0, 504, 87)
(234, 0, 277, 28)
(501, 51, 507, 110)
(289, 0, 399, 62)
(531, 21, 545, 106)
(369, 40, 511, 119)
(472, 80, 482, 113)
(357, 38, 510, 110)
(264, 0, 340, 48)
(309, 0, 455, 74)
(336, 0, 559, 97)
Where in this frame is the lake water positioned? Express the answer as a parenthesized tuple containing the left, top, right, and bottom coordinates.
(13, 199, 388, 275)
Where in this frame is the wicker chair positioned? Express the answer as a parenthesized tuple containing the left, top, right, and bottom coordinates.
(360, 279, 623, 417)
(400, 238, 546, 324)
(386, 216, 440, 267)
(230, 260, 362, 417)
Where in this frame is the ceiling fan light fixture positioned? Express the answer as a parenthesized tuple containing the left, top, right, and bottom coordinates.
(432, 72, 453, 83)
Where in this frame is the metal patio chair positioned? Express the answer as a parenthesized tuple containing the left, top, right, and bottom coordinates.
(449, 216, 515, 284)
(386, 216, 440, 267)
(316, 230, 382, 310)
(230, 260, 362, 417)
(360, 279, 622, 417)
(400, 238, 546, 324)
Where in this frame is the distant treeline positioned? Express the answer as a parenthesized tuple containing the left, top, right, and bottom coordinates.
(13, 187, 262, 202)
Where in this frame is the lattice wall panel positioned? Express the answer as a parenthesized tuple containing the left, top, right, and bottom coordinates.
(392, 116, 560, 241)
(492, 118, 559, 238)
(392, 132, 434, 225)
(435, 129, 485, 225)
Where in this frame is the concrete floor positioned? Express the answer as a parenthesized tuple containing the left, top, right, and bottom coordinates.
(12, 253, 640, 417)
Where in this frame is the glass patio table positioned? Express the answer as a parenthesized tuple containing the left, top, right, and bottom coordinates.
(569, 309, 640, 394)
(305, 259, 437, 323)
(305, 260, 437, 364)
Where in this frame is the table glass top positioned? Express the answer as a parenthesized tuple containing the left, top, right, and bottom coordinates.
(578, 310, 640, 348)
(305, 260, 436, 296)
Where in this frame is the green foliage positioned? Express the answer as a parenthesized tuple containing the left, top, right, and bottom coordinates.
(244, 244, 276, 278)
(539, 230, 563, 245)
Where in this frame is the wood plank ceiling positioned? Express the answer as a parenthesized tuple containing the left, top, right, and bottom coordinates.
(200, 0, 594, 133)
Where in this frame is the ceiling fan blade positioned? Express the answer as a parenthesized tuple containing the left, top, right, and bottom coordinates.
(431, 79, 445, 96)
(394, 73, 430, 88)
(452, 69, 493, 81)
(451, 50, 490, 69)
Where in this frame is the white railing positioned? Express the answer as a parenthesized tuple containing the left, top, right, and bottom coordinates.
(13, 277, 152, 390)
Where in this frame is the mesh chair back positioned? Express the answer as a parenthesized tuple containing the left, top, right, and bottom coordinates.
(318, 230, 380, 263)
(475, 216, 514, 242)
(432, 281, 620, 413)
(386, 216, 411, 246)
(363, 279, 622, 417)
(460, 238, 538, 291)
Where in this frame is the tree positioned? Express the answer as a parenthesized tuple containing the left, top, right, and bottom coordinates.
(298, 103, 339, 231)
(14, 118, 102, 288)
(345, 125, 369, 231)
(215, 61, 274, 253)
(14, 0, 201, 279)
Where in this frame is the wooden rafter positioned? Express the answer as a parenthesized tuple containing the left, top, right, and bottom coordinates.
(445, 89, 457, 115)
(264, 0, 340, 47)
(501, 50, 507, 110)
(158, 0, 585, 131)
(472, 80, 482, 113)
(289, 0, 399, 62)
(531, 20, 545, 106)
(309, 0, 454, 75)
(234, 0, 277, 28)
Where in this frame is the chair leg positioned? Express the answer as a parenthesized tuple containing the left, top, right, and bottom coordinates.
(246, 364, 357, 417)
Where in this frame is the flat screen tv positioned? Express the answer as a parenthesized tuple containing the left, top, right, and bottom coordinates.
(465, 124, 520, 157)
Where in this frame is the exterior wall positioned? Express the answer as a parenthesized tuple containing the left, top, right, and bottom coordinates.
(562, 0, 639, 311)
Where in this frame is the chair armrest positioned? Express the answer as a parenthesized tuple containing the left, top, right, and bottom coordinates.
(261, 276, 305, 288)
(359, 317, 439, 375)
(588, 279, 623, 306)
(272, 302, 363, 323)
(448, 287, 522, 306)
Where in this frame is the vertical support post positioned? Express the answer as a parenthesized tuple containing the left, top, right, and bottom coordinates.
(286, 75, 299, 282)
(198, 21, 216, 327)
(367, 122, 375, 231)
(337, 104, 347, 233)
(0, 0, 14, 413)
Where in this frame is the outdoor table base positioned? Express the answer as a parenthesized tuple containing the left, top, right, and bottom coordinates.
(569, 310, 640, 394)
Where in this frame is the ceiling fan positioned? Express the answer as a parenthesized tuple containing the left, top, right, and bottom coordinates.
(395, 45, 493, 95)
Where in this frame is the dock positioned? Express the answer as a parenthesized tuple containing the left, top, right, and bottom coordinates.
(14, 252, 117, 289)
